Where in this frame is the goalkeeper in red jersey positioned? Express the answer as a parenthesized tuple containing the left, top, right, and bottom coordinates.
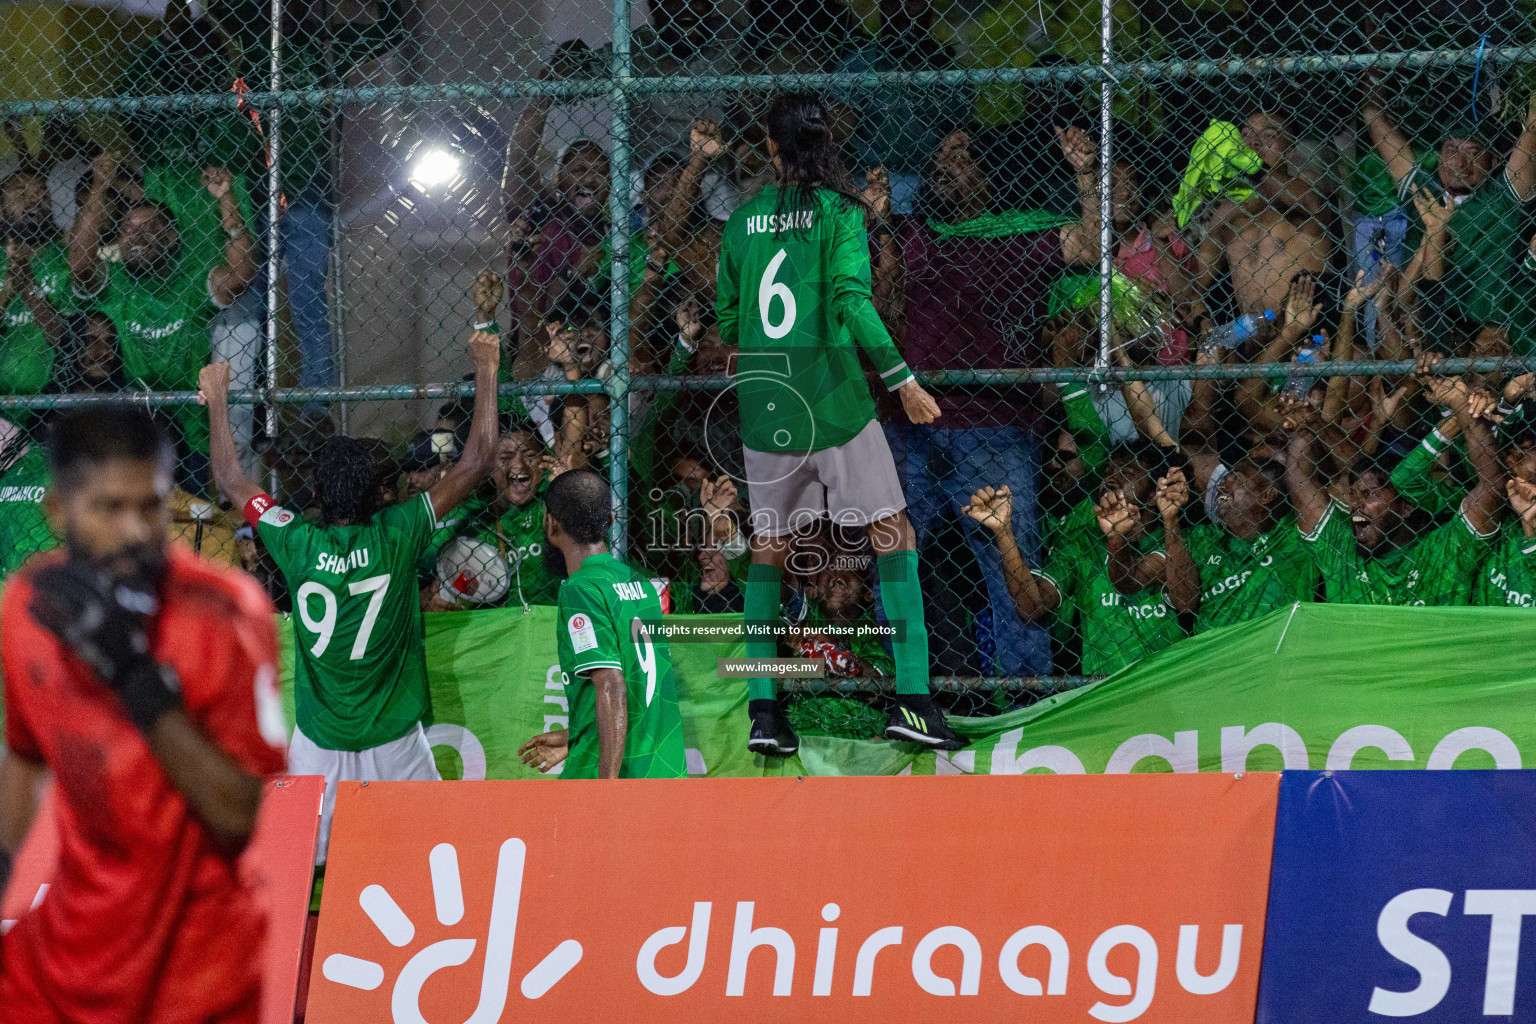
(0, 407, 286, 1024)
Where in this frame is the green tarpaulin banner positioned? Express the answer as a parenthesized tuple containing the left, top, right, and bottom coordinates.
(276, 602, 1536, 779)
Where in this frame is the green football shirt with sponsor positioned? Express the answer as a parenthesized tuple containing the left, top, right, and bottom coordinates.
(1036, 534, 1185, 676)
(0, 446, 55, 578)
(1388, 422, 1463, 519)
(83, 253, 227, 454)
(1473, 521, 1536, 608)
(555, 551, 686, 779)
(1399, 164, 1536, 352)
(715, 186, 913, 453)
(254, 492, 436, 751)
(1186, 516, 1317, 632)
(1300, 499, 1493, 606)
(0, 244, 76, 396)
(463, 495, 559, 608)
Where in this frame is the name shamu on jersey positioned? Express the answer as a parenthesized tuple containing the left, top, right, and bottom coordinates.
(745, 210, 815, 236)
(314, 549, 372, 574)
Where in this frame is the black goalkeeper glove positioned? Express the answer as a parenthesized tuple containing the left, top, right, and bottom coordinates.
(29, 553, 183, 734)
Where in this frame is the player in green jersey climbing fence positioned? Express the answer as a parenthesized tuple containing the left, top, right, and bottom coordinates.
(517, 468, 687, 780)
(198, 328, 500, 858)
(716, 93, 963, 755)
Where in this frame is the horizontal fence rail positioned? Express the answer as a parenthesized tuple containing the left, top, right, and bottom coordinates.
(6, 358, 1529, 410)
(1, 46, 1532, 118)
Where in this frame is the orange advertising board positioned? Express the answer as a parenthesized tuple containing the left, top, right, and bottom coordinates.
(308, 773, 1278, 1023)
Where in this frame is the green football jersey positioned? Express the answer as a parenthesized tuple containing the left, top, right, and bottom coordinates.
(0, 446, 55, 578)
(1036, 535, 1185, 676)
(457, 495, 560, 608)
(1, 244, 75, 395)
(1186, 516, 1317, 632)
(556, 551, 686, 779)
(256, 492, 436, 751)
(1300, 499, 1493, 606)
(715, 186, 913, 453)
(1388, 422, 1464, 519)
(1473, 521, 1536, 607)
(1041, 496, 1101, 566)
(85, 250, 225, 455)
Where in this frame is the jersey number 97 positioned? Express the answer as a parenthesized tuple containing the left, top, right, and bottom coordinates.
(296, 574, 392, 660)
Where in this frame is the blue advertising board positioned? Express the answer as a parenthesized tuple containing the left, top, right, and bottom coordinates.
(1257, 770, 1536, 1022)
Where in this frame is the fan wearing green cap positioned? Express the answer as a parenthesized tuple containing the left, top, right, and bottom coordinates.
(1363, 87, 1536, 354)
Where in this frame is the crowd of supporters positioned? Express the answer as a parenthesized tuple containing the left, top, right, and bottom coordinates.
(3, 0, 1536, 714)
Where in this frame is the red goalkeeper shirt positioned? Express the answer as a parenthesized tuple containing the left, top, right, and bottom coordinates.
(0, 546, 287, 1024)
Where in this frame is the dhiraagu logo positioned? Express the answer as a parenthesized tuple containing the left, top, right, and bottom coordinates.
(321, 839, 583, 1023)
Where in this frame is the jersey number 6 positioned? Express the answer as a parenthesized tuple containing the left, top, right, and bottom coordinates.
(758, 249, 797, 339)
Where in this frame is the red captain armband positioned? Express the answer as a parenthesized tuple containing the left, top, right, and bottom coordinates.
(244, 493, 276, 529)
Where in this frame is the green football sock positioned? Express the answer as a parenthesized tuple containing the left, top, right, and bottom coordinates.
(744, 562, 783, 702)
(877, 550, 931, 695)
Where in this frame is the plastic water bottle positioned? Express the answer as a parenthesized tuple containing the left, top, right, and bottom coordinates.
(1203, 308, 1276, 354)
(1282, 336, 1323, 398)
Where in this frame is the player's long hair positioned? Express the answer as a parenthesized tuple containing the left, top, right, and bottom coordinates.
(314, 436, 384, 526)
(764, 93, 863, 238)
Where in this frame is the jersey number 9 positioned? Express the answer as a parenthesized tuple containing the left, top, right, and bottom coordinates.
(631, 616, 657, 706)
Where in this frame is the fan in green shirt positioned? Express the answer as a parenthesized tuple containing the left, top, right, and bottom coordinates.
(965, 455, 1195, 677)
(202, 330, 502, 760)
(1285, 395, 1503, 606)
(517, 469, 687, 780)
(437, 428, 561, 609)
(1186, 458, 1317, 633)
(785, 561, 896, 680)
(71, 156, 259, 460)
(1363, 94, 1536, 352)
(0, 439, 56, 579)
(1477, 478, 1536, 607)
(0, 173, 75, 399)
(116, 9, 260, 178)
(1388, 372, 1534, 518)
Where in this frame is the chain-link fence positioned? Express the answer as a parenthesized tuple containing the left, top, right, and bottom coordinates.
(2, 0, 1535, 734)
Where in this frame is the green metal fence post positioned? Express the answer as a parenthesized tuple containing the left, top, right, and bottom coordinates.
(1096, 0, 1115, 386)
(606, 0, 634, 559)
(266, 0, 284, 495)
